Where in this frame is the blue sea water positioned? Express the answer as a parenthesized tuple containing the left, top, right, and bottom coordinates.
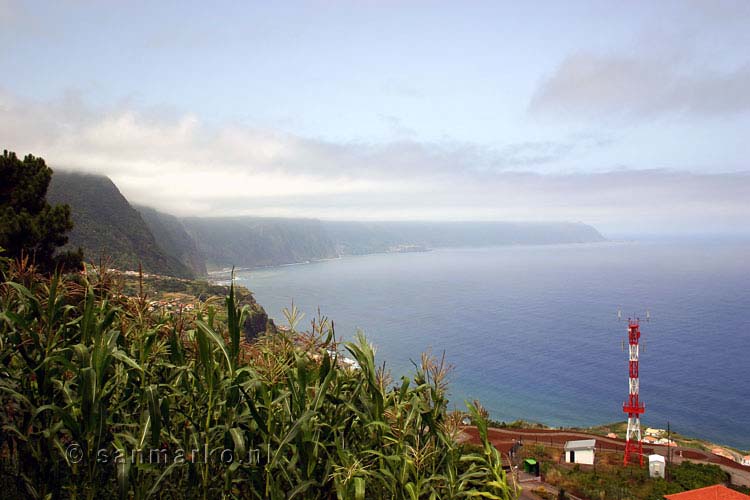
(234, 239, 750, 450)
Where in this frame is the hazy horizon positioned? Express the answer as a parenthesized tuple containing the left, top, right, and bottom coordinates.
(2, 0, 749, 235)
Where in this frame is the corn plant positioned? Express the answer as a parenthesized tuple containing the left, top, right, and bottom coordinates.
(0, 262, 515, 499)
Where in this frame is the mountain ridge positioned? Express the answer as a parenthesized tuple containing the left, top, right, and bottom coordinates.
(47, 171, 195, 278)
(48, 171, 607, 277)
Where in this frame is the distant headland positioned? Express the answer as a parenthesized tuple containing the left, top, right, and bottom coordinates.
(48, 170, 606, 277)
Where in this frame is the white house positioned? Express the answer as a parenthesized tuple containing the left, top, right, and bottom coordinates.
(741, 455, 750, 467)
(656, 438, 677, 447)
(564, 439, 596, 465)
(649, 454, 666, 478)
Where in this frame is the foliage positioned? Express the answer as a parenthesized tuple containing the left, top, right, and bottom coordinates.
(178, 216, 338, 270)
(531, 487, 557, 500)
(490, 419, 548, 430)
(541, 453, 730, 500)
(669, 461, 729, 490)
(115, 272, 276, 340)
(0, 262, 515, 499)
(47, 171, 194, 278)
(0, 150, 82, 272)
(135, 206, 207, 277)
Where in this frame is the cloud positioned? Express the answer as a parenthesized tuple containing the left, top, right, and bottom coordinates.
(0, 0, 19, 24)
(683, 0, 750, 26)
(380, 79, 421, 99)
(0, 88, 585, 184)
(530, 1, 750, 121)
(171, 168, 750, 235)
(1, 90, 747, 233)
(530, 53, 750, 120)
(378, 114, 417, 139)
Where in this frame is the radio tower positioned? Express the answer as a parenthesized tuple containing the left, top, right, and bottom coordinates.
(623, 318, 645, 466)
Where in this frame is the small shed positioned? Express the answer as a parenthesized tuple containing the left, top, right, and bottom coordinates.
(649, 454, 666, 478)
(564, 439, 596, 465)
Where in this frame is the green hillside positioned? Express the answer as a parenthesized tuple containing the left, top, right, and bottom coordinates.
(47, 172, 606, 277)
(181, 216, 338, 270)
(137, 205, 207, 276)
(47, 171, 194, 278)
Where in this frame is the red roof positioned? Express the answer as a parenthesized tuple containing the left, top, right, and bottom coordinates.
(665, 485, 749, 500)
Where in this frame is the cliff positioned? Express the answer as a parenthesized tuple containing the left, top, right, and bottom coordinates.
(47, 171, 194, 278)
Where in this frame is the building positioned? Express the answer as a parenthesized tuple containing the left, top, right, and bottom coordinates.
(645, 427, 665, 437)
(563, 439, 596, 465)
(657, 438, 678, 447)
(648, 454, 666, 478)
(664, 485, 749, 500)
(741, 455, 750, 467)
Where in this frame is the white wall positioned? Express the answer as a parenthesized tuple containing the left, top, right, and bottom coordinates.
(565, 449, 595, 465)
(649, 460, 665, 478)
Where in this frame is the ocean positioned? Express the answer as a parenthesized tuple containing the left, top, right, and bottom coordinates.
(233, 238, 750, 450)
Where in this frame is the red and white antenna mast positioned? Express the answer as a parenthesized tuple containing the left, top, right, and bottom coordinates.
(622, 316, 645, 466)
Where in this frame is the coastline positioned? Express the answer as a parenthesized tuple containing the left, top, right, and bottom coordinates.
(204, 240, 615, 283)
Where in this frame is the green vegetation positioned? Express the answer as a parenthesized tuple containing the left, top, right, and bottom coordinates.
(117, 272, 243, 300)
(545, 460, 729, 500)
(136, 206, 207, 277)
(490, 419, 549, 429)
(179, 216, 338, 271)
(0, 260, 515, 499)
(47, 171, 194, 278)
(519, 443, 733, 500)
(42, 167, 607, 276)
(115, 272, 277, 342)
(0, 150, 82, 272)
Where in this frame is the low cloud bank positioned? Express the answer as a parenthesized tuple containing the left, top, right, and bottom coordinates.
(1, 91, 747, 234)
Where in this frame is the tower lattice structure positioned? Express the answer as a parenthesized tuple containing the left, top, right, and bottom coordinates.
(623, 319, 645, 466)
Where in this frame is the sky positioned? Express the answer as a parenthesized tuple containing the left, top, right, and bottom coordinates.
(1, 0, 749, 235)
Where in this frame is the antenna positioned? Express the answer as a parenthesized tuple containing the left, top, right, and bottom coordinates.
(621, 314, 649, 467)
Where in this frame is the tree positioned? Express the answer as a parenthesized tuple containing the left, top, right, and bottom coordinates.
(0, 150, 83, 272)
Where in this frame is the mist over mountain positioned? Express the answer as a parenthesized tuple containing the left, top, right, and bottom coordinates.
(179, 216, 338, 271)
(49, 171, 605, 276)
(47, 171, 195, 278)
(323, 220, 605, 255)
(136, 205, 207, 276)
